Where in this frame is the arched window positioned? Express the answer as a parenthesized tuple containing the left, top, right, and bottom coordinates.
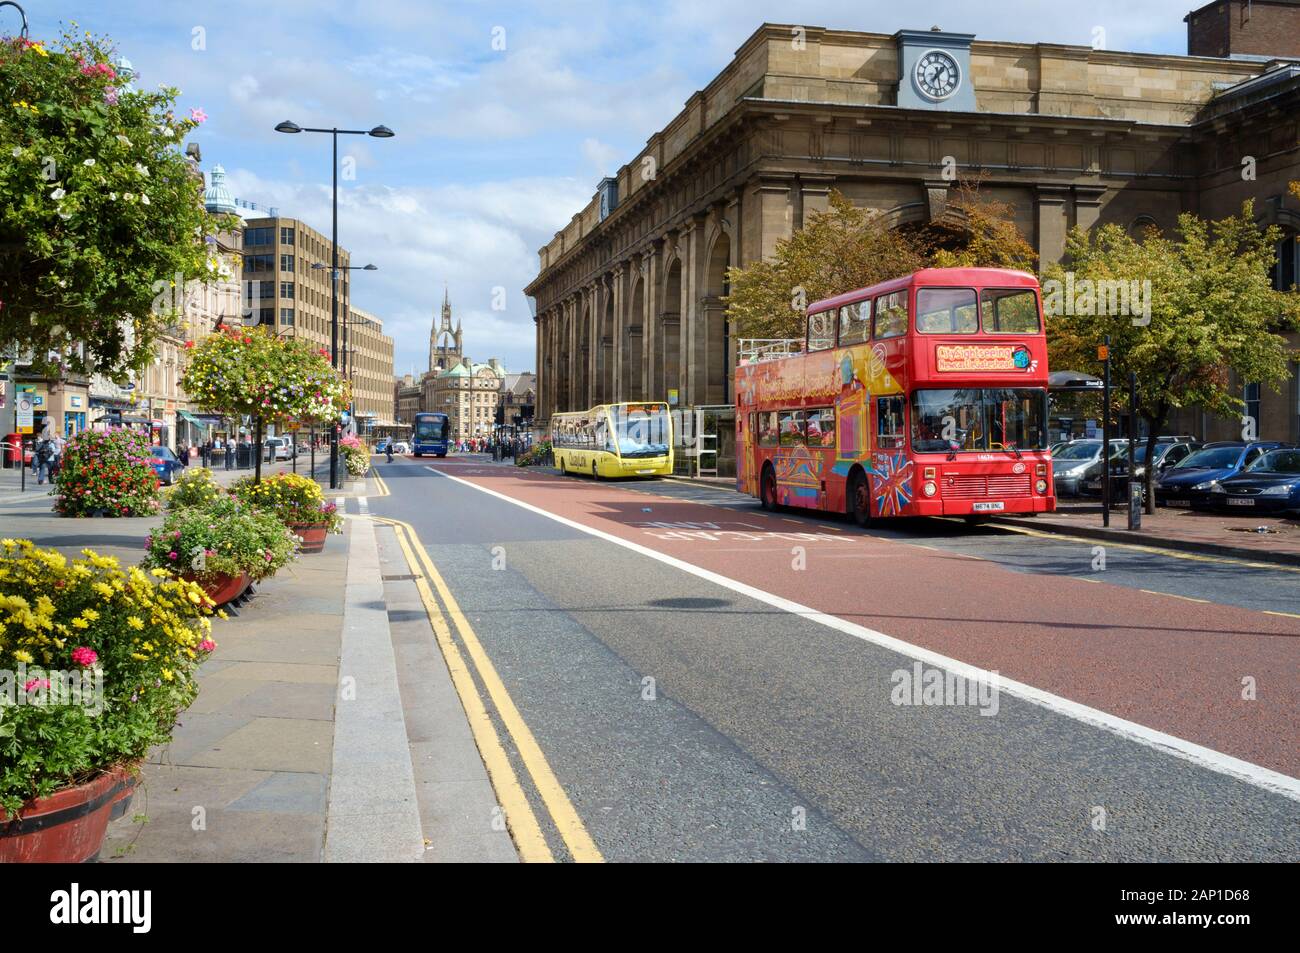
(1128, 216, 1159, 241)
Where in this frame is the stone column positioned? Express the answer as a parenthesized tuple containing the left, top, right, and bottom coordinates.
(1035, 185, 1070, 267)
(756, 173, 795, 261)
(611, 262, 626, 401)
(641, 246, 659, 402)
(1073, 185, 1106, 234)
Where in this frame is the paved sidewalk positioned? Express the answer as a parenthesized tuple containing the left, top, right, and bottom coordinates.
(995, 505, 1300, 566)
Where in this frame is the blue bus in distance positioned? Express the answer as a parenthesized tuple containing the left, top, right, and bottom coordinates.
(412, 412, 450, 457)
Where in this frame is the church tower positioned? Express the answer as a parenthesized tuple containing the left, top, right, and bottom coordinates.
(428, 287, 461, 372)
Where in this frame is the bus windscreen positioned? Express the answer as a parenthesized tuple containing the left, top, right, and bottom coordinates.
(607, 404, 670, 459)
(911, 388, 1047, 453)
(414, 415, 448, 443)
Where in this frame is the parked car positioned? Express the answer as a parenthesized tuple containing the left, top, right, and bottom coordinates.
(1202, 448, 1300, 515)
(1050, 439, 1128, 498)
(1154, 441, 1289, 509)
(392, 441, 409, 454)
(148, 446, 186, 485)
(1084, 438, 1202, 503)
(265, 437, 295, 460)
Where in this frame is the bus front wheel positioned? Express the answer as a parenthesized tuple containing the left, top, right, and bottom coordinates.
(848, 470, 874, 527)
(760, 465, 779, 511)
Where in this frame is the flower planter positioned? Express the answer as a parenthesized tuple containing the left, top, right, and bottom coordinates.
(183, 571, 250, 607)
(289, 522, 329, 554)
(0, 764, 138, 863)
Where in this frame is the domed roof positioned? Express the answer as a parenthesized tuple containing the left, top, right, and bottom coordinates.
(438, 363, 471, 378)
(204, 164, 237, 215)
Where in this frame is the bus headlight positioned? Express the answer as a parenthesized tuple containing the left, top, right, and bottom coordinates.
(923, 481, 937, 497)
(1035, 479, 1048, 494)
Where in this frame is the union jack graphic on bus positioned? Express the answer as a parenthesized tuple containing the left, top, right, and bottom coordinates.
(871, 451, 913, 517)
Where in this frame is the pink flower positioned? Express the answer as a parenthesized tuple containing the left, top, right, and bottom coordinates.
(24, 678, 50, 693)
(199, 639, 216, 653)
(71, 647, 98, 667)
(167, 551, 178, 560)
(103, 87, 118, 106)
(190, 107, 208, 123)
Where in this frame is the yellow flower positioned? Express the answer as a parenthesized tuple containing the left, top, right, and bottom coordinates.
(70, 617, 89, 629)
(13, 650, 33, 664)
(81, 608, 100, 622)
(127, 616, 144, 631)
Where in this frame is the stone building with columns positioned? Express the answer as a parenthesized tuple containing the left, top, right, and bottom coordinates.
(527, 18, 1300, 445)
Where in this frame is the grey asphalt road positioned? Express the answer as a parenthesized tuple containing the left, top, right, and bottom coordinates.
(366, 458, 1299, 862)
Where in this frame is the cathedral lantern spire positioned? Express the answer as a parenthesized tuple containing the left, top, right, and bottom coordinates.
(428, 286, 461, 372)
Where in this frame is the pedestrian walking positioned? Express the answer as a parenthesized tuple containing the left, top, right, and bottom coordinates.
(33, 436, 55, 485)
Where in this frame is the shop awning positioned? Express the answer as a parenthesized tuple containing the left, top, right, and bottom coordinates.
(178, 410, 206, 426)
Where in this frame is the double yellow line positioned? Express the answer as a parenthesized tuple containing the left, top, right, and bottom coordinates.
(370, 470, 390, 497)
(372, 515, 602, 863)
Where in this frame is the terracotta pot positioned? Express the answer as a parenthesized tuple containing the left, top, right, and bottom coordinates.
(0, 763, 139, 863)
(182, 571, 250, 607)
(289, 522, 329, 554)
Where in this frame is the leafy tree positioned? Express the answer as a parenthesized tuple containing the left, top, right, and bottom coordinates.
(1044, 201, 1300, 511)
(180, 325, 349, 482)
(0, 27, 228, 377)
(725, 191, 924, 340)
(725, 182, 1036, 340)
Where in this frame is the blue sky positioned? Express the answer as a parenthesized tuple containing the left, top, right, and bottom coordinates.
(21, 1, 1194, 376)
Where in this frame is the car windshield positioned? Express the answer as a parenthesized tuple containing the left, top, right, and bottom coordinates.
(1173, 447, 1242, 470)
(1245, 450, 1300, 474)
(150, 447, 173, 460)
(1053, 442, 1099, 461)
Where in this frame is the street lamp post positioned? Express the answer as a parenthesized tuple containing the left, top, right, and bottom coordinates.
(274, 120, 393, 488)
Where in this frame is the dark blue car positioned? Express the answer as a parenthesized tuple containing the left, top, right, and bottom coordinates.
(148, 446, 186, 486)
(1207, 448, 1300, 515)
(1154, 441, 1288, 509)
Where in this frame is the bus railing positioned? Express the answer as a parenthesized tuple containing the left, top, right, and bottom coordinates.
(737, 338, 803, 364)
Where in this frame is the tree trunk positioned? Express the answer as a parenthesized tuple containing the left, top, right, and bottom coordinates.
(1142, 411, 1167, 515)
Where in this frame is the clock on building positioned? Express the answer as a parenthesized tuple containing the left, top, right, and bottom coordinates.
(915, 49, 961, 101)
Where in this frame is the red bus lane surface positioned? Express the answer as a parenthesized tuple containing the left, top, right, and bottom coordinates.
(423, 458, 1299, 781)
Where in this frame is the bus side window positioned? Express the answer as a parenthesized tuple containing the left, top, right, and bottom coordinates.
(808, 408, 835, 448)
(758, 411, 779, 448)
(778, 410, 805, 447)
(807, 310, 835, 351)
(839, 302, 871, 346)
(877, 396, 905, 449)
(874, 292, 907, 339)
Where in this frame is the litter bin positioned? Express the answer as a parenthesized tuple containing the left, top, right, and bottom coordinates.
(236, 443, 251, 469)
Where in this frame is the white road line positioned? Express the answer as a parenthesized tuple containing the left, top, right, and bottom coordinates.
(430, 466, 1300, 804)
(358, 496, 369, 515)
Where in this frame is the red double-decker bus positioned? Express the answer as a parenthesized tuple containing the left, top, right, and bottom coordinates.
(735, 267, 1055, 524)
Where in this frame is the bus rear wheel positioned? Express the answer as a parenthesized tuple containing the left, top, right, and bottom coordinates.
(848, 470, 873, 527)
(760, 465, 778, 511)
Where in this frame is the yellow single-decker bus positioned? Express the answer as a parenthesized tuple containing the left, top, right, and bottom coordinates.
(551, 402, 673, 479)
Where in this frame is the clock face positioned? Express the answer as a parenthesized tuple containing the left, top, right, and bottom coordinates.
(915, 49, 960, 101)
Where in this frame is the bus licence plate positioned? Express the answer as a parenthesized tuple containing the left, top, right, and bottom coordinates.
(636, 469, 655, 474)
(972, 502, 1005, 512)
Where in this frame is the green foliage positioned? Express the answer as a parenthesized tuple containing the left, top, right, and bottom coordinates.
(515, 439, 552, 467)
(165, 466, 225, 509)
(1044, 201, 1300, 506)
(0, 28, 232, 377)
(141, 496, 299, 583)
(53, 427, 162, 517)
(0, 542, 216, 817)
(725, 192, 925, 340)
(181, 325, 350, 424)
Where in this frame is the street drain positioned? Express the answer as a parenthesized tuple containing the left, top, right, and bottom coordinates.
(381, 573, 420, 581)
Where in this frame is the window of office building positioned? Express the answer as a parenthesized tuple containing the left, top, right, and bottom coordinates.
(280, 308, 294, 326)
(280, 227, 295, 246)
(280, 282, 294, 299)
(280, 254, 294, 273)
